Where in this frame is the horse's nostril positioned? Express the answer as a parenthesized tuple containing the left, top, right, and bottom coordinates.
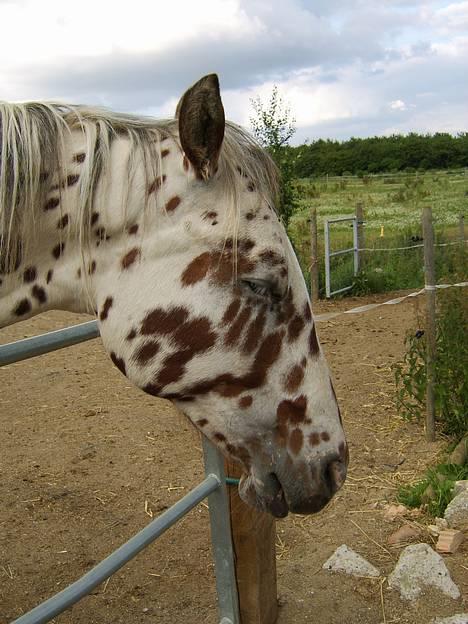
(323, 457, 347, 494)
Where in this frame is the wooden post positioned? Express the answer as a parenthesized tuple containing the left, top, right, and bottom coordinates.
(225, 461, 278, 624)
(459, 214, 465, 242)
(310, 208, 319, 304)
(422, 207, 436, 442)
(356, 202, 365, 270)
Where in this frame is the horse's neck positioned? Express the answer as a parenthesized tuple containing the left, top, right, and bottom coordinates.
(0, 132, 158, 328)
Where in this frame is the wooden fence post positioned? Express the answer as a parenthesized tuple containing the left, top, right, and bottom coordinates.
(422, 206, 436, 442)
(356, 202, 365, 270)
(225, 461, 278, 624)
(310, 208, 319, 304)
(459, 214, 465, 242)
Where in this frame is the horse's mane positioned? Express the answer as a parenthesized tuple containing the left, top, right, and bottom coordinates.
(0, 101, 278, 273)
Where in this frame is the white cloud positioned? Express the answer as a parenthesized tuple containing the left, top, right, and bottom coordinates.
(0, 0, 466, 141)
(389, 99, 407, 111)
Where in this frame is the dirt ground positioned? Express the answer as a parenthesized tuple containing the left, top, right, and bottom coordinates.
(0, 291, 466, 624)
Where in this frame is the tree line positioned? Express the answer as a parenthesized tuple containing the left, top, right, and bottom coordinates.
(288, 132, 468, 177)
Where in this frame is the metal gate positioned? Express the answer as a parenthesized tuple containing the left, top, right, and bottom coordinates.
(324, 216, 359, 298)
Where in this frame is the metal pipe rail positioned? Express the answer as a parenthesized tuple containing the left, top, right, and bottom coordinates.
(12, 475, 221, 624)
(0, 320, 99, 366)
(2, 321, 240, 624)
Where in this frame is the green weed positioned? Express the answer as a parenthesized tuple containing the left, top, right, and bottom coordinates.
(398, 463, 468, 517)
(392, 289, 468, 437)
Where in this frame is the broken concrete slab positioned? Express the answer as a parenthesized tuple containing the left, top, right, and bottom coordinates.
(431, 615, 468, 624)
(444, 491, 468, 531)
(322, 544, 380, 578)
(388, 543, 460, 601)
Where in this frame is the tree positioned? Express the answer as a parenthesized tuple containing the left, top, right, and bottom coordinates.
(250, 86, 298, 229)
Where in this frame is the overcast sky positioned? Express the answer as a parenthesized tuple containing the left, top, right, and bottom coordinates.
(1, 0, 467, 143)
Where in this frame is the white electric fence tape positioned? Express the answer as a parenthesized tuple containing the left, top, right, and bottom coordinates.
(314, 281, 468, 323)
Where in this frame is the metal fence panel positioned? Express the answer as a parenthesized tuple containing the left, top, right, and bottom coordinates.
(324, 216, 359, 297)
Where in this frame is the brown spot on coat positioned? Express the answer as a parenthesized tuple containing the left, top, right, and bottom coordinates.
(88, 260, 96, 274)
(222, 299, 241, 324)
(304, 302, 312, 321)
(203, 211, 217, 220)
(321, 431, 330, 442)
(181, 252, 211, 286)
(127, 224, 139, 235)
(74, 153, 86, 163)
(90, 212, 99, 225)
(23, 266, 37, 283)
(277, 395, 308, 428)
(14, 298, 31, 316)
(67, 174, 79, 186)
(135, 341, 160, 364)
(288, 315, 305, 342)
(165, 196, 181, 212)
(309, 325, 320, 355)
(243, 308, 267, 354)
(44, 197, 60, 211)
(52, 243, 65, 259)
(31, 284, 47, 304)
(225, 306, 252, 346)
(99, 297, 113, 321)
(239, 395, 253, 409)
(121, 247, 140, 270)
(214, 432, 226, 442)
(46, 269, 53, 284)
(141, 306, 189, 335)
(156, 350, 193, 386)
(161, 148, 170, 157)
(110, 352, 126, 376)
(309, 432, 320, 446)
(289, 429, 304, 455)
(173, 317, 216, 353)
(57, 214, 69, 229)
(126, 328, 137, 341)
(284, 364, 305, 393)
(197, 418, 208, 427)
(148, 175, 166, 194)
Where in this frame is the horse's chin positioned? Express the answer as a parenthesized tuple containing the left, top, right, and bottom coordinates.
(238, 473, 289, 519)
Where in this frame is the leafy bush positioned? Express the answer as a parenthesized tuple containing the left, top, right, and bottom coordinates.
(392, 289, 468, 437)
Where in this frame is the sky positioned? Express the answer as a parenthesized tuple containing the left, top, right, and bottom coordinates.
(0, 0, 467, 144)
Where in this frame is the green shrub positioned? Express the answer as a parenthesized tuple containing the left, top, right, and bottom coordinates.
(392, 289, 468, 437)
(398, 463, 468, 517)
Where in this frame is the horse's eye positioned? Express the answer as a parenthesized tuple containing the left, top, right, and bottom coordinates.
(241, 279, 282, 302)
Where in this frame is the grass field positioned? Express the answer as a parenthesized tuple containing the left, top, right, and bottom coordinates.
(289, 170, 467, 296)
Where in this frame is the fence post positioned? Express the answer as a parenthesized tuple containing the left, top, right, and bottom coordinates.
(224, 461, 278, 624)
(356, 202, 365, 269)
(310, 208, 319, 304)
(422, 206, 436, 442)
(459, 214, 465, 242)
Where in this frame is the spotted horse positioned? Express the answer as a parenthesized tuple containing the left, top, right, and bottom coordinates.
(0, 74, 347, 517)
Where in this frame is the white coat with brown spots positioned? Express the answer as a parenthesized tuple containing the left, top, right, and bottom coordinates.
(0, 75, 347, 517)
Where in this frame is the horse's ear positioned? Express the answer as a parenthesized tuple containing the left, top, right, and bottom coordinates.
(176, 74, 225, 181)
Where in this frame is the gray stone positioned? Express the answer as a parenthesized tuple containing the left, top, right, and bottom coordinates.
(452, 481, 468, 497)
(388, 543, 460, 601)
(431, 615, 468, 624)
(322, 544, 380, 578)
(444, 491, 468, 531)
